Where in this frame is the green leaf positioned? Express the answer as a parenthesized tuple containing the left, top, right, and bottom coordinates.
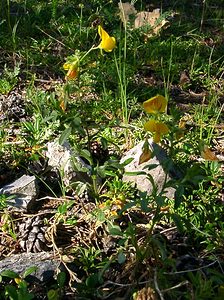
(143, 164, 158, 171)
(124, 171, 146, 176)
(174, 185, 184, 209)
(23, 121, 34, 132)
(140, 197, 150, 213)
(85, 273, 99, 288)
(59, 127, 71, 145)
(47, 289, 59, 300)
(23, 266, 38, 279)
(103, 170, 117, 177)
(120, 157, 134, 166)
(57, 203, 67, 214)
(1, 270, 19, 278)
(73, 182, 88, 197)
(97, 165, 107, 178)
(108, 225, 123, 237)
(79, 149, 93, 165)
(5, 285, 18, 300)
(171, 214, 184, 233)
(57, 272, 66, 289)
(100, 137, 108, 150)
(155, 196, 165, 207)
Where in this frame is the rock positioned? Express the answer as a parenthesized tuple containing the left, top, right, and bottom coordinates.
(120, 140, 179, 199)
(0, 175, 39, 211)
(0, 252, 59, 282)
(46, 141, 91, 187)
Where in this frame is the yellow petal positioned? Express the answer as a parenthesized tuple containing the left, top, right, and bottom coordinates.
(63, 63, 71, 70)
(99, 36, 116, 52)
(157, 122, 169, 134)
(144, 119, 157, 132)
(144, 120, 169, 143)
(153, 132, 161, 143)
(98, 25, 116, 52)
(14, 277, 22, 285)
(65, 63, 79, 80)
(143, 95, 167, 114)
(98, 25, 110, 40)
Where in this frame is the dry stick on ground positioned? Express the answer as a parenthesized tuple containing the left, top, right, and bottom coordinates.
(163, 260, 218, 275)
(162, 280, 189, 293)
(46, 214, 82, 286)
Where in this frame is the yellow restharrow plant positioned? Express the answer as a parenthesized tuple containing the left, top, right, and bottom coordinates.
(143, 95, 169, 143)
(63, 25, 116, 81)
(144, 119, 169, 143)
(63, 61, 79, 80)
(143, 94, 167, 114)
(97, 25, 116, 52)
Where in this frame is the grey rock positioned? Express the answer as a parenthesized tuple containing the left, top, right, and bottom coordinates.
(0, 175, 39, 211)
(0, 252, 59, 282)
(120, 140, 179, 199)
(46, 141, 91, 187)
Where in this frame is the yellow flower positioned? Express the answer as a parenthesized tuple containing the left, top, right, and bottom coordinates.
(144, 119, 169, 143)
(98, 25, 116, 52)
(63, 62, 79, 80)
(143, 95, 167, 114)
(14, 277, 22, 285)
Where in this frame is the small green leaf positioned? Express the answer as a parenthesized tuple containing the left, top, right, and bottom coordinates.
(97, 165, 107, 178)
(59, 127, 71, 145)
(108, 225, 123, 236)
(171, 213, 184, 232)
(57, 272, 66, 289)
(124, 171, 146, 176)
(140, 197, 150, 213)
(47, 289, 59, 300)
(23, 266, 38, 279)
(100, 137, 108, 150)
(174, 185, 184, 209)
(79, 149, 93, 165)
(5, 285, 18, 300)
(120, 157, 134, 167)
(1, 270, 19, 278)
(143, 164, 158, 171)
(155, 196, 165, 207)
(85, 273, 99, 288)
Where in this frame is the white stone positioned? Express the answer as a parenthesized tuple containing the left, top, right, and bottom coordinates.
(120, 140, 178, 199)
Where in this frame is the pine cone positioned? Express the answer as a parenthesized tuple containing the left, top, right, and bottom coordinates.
(134, 287, 157, 300)
(0, 90, 26, 122)
(18, 216, 48, 253)
(90, 141, 109, 163)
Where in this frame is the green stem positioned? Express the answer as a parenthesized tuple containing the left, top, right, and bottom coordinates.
(79, 45, 98, 63)
(113, 52, 128, 125)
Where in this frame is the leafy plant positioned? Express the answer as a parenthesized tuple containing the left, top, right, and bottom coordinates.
(0, 64, 20, 94)
(0, 266, 38, 300)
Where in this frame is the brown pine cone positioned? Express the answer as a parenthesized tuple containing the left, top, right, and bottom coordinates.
(90, 140, 109, 163)
(134, 287, 157, 300)
(18, 216, 48, 253)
